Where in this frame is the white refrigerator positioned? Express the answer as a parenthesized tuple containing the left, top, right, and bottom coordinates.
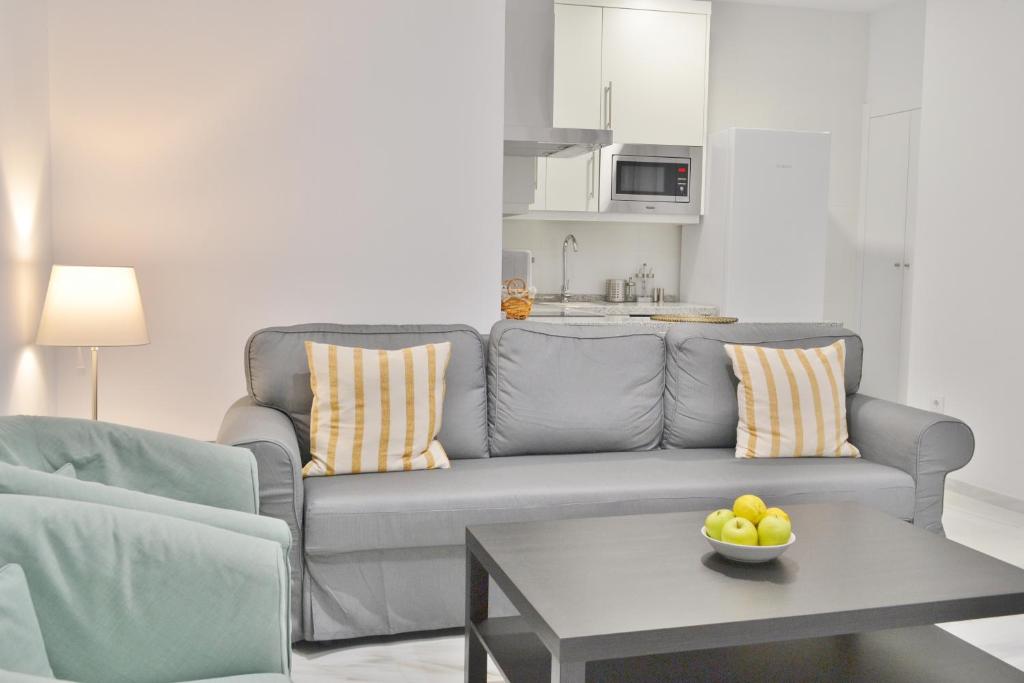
(682, 128, 830, 322)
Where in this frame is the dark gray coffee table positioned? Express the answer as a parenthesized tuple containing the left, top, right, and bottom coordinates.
(464, 503, 1024, 682)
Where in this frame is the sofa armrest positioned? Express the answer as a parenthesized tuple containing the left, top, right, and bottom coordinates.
(0, 415, 260, 514)
(847, 393, 974, 534)
(218, 397, 304, 639)
(0, 495, 289, 683)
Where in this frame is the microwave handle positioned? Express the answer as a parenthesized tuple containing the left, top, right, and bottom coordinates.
(604, 81, 613, 130)
(586, 154, 595, 198)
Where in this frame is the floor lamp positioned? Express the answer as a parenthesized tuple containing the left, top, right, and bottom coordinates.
(36, 266, 149, 420)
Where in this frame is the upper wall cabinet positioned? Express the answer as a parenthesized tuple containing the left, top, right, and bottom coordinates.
(602, 7, 708, 146)
(544, 3, 604, 212)
(529, 0, 711, 217)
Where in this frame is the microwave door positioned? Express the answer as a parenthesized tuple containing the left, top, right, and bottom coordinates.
(612, 155, 690, 203)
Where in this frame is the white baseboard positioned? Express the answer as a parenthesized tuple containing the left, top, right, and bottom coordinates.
(947, 479, 1024, 515)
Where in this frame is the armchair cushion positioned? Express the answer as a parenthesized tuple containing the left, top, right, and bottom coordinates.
(0, 495, 289, 683)
(0, 564, 53, 678)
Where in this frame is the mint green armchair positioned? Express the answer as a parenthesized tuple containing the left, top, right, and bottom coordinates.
(0, 416, 293, 682)
(0, 495, 291, 683)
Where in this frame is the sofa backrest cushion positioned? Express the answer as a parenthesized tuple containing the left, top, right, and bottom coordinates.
(246, 324, 488, 461)
(664, 323, 863, 449)
(488, 321, 665, 456)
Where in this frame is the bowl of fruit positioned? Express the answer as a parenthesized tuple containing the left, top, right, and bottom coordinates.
(702, 495, 795, 563)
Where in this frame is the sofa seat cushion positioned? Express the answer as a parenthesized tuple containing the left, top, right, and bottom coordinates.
(303, 450, 915, 555)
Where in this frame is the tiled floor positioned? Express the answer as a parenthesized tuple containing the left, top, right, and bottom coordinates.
(291, 490, 1024, 682)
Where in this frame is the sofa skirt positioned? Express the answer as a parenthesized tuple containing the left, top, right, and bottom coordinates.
(302, 545, 517, 642)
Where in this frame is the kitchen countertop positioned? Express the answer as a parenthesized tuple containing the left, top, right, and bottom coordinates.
(529, 299, 718, 318)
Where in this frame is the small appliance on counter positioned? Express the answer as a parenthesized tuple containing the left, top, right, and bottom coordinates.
(502, 249, 533, 290)
(634, 263, 655, 303)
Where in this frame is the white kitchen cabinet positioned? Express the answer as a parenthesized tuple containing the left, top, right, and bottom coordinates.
(544, 3, 603, 211)
(858, 109, 920, 402)
(532, 1, 710, 217)
(601, 7, 708, 146)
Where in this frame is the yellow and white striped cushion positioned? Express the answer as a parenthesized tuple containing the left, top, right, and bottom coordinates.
(724, 340, 860, 459)
(302, 340, 452, 476)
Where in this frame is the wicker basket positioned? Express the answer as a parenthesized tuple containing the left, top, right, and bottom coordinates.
(501, 278, 534, 320)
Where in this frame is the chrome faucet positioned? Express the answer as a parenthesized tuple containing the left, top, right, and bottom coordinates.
(561, 234, 579, 303)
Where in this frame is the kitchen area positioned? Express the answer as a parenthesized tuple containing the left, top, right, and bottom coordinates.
(501, 0, 831, 327)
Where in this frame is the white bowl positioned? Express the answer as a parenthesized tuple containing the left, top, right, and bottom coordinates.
(701, 526, 796, 563)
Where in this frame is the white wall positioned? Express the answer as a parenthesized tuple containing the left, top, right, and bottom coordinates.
(0, 0, 55, 416)
(867, 0, 926, 116)
(703, 1, 868, 326)
(46, 0, 505, 439)
(906, 0, 1024, 499)
(503, 219, 681, 297)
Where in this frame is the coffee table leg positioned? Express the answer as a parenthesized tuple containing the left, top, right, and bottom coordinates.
(465, 546, 489, 683)
(552, 657, 585, 683)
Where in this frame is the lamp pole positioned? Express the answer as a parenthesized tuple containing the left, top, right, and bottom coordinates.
(90, 346, 99, 420)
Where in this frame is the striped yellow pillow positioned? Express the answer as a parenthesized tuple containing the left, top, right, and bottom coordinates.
(724, 340, 860, 459)
(302, 340, 452, 476)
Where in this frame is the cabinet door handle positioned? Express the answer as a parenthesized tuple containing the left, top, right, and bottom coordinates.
(893, 262, 902, 268)
(586, 154, 595, 198)
(604, 81, 613, 130)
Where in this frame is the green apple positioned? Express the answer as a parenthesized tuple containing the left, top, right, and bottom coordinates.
(757, 514, 792, 546)
(719, 517, 758, 546)
(704, 509, 735, 540)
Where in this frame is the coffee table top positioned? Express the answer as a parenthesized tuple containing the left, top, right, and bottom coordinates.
(466, 503, 1024, 661)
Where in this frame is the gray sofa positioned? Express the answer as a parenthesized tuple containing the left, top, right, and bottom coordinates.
(217, 321, 974, 642)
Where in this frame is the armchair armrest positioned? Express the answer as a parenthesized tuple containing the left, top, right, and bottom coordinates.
(0, 495, 289, 683)
(0, 462, 291, 553)
(847, 393, 974, 534)
(218, 397, 304, 639)
(0, 416, 260, 514)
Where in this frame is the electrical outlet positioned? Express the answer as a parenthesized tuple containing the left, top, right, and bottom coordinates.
(930, 396, 946, 413)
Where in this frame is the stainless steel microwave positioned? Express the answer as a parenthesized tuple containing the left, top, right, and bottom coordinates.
(599, 143, 702, 216)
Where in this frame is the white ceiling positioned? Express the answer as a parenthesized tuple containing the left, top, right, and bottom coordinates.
(715, 0, 899, 12)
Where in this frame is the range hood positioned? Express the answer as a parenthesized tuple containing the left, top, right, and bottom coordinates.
(503, 0, 612, 158)
(504, 125, 611, 158)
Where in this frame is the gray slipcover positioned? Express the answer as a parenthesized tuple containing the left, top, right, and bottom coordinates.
(301, 449, 913, 640)
(218, 320, 973, 642)
(663, 323, 864, 449)
(488, 322, 666, 456)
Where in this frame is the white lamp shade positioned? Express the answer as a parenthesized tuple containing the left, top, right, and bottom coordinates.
(36, 265, 149, 347)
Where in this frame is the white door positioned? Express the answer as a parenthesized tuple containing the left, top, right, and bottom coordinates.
(601, 8, 707, 146)
(859, 110, 917, 400)
(546, 3, 603, 211)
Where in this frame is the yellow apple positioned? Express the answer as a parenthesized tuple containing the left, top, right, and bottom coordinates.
(720, 517, 759, 546)
(704, 509, 735, 540)
(763, 507, 790, 522)
(733, 494, 767, 524)
(757, 514, 792, 546)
